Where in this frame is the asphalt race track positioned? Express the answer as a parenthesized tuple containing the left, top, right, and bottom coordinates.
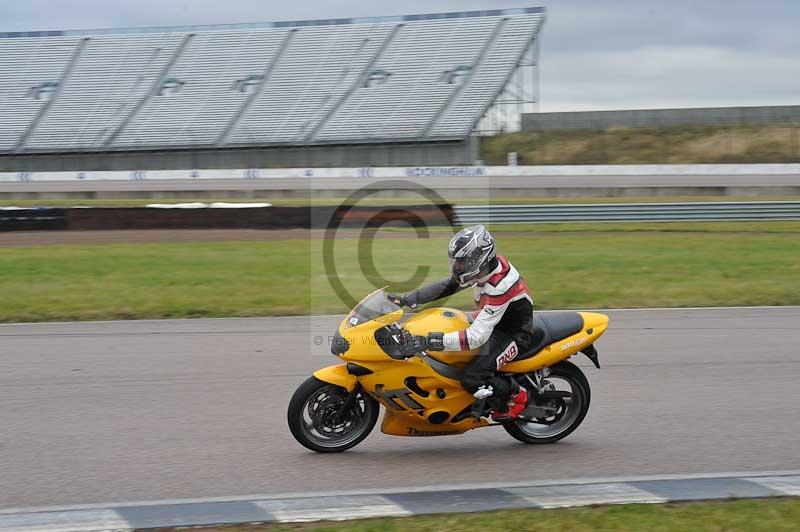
(2, 307, 799, 509)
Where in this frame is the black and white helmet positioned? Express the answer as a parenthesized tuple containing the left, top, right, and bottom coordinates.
(448, 225, 496, 286)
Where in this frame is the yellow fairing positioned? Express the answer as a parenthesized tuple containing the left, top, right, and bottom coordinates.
(404, 308, 480, 367)
(382, 410, 488, 436)
(331, 307, 487, 436)
(314, 364, 357, 391)
(501, 312, 609, 373)
(353, 355, 487, 436)
(337, 308, 404, 363)
(323, 306, 607, 437)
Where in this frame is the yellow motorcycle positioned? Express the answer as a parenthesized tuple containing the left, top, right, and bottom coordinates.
(288, 289, 609, 452)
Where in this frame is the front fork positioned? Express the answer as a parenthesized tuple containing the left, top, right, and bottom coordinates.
(334, 382, 363, 422)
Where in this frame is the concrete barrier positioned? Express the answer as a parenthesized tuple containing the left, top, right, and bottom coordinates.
(0, 204, 455, 232)
(2, 164, 800, 183)
(0, 208, 67, 231)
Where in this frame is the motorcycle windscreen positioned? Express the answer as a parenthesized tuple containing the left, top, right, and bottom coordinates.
(344, 289, 400, 329)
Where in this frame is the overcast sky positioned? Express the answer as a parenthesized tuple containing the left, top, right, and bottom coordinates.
(2, 0, 798, 111)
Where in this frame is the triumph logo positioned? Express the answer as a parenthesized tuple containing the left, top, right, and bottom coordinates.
(407, 427, 459, 436)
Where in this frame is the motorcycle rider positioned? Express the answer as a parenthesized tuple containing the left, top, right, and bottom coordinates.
(389, 225, 534, 420)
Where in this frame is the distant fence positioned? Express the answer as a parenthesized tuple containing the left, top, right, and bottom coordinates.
(522, 105, 800, 130)
(454, 202, 800, 224)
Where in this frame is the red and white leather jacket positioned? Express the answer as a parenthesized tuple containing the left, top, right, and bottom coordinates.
(405, 255, 535, 351)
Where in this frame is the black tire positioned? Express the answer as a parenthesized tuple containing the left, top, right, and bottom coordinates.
(288, 376, 379, 453)
(503, 360, 591, 444)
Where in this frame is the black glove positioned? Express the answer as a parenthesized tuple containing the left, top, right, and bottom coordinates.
(395, 329, 426, 358)
(387, 292, 420, 309)
(426, 332, 445, 351)
(386, 292, 409, 307)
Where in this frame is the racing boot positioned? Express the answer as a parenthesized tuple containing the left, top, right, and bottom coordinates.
(491, 386, 528, 421)
(469, 385, 494, 419)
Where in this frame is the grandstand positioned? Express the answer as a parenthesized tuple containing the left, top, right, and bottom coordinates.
(0, 7, 544, 171)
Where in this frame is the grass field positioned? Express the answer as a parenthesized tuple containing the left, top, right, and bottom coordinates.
(177, 498, 800, 532)
(1, 221, 799, 322)
(481, 123, 800, 165)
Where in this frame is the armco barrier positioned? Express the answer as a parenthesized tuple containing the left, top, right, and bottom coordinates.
(454, 202, 800, 224)
(3, 202, 797, 232)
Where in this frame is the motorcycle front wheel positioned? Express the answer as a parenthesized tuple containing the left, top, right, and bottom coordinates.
(504, 360, 591, 444)
(288, 376, 379, 453)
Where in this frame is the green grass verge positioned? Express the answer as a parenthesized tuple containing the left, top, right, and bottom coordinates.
(481, 123, 800, 165)
(1, 195, 799, 208)
(1, 222, 799, 322)
(175, 498, 800, 532)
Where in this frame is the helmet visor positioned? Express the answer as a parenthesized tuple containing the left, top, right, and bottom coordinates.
(449, 257, 467, 276)
(450, 256, 482, 283)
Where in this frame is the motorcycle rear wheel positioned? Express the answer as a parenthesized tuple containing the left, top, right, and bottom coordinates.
(503, 360, 591, 444)
(288, 376, 379, 453)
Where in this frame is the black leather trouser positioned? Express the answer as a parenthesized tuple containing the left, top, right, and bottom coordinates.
(460, 329, 532, 399)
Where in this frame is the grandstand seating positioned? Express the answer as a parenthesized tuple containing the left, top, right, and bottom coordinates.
(27, 34, 185, 151)
(0, 37, 80, 151)
(0, 8, 544, 154)
(231, 24, 394, 145)
(114, 30, 287, 148)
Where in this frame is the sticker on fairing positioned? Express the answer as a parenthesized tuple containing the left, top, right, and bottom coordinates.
(561, 337, 586, 351)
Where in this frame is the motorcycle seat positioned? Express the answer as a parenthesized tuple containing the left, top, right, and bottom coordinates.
(520, 312, 585, 359)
